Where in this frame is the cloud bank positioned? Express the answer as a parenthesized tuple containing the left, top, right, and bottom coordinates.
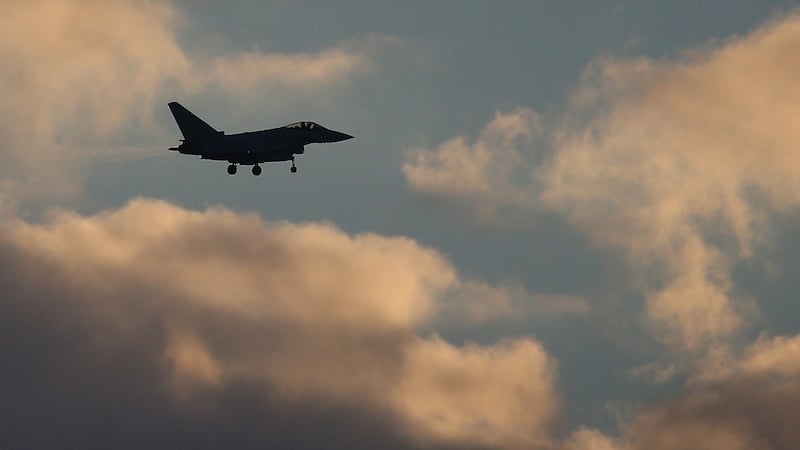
(0, 199, 560, 449)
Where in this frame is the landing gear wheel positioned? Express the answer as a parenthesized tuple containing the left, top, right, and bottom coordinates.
(290, 166, 297, 173)
(227, 164, 237, 175)
(252, 165, 262, 176)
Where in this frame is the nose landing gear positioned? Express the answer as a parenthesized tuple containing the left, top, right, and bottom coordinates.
(252, 164, 262, 176)
(227, 164, 237, 175)
(290, 158, 298, 173)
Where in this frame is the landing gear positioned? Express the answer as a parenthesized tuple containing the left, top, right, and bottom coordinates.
(290, 158, 298, 173)
(227, 164, 237, 175)
(252, 164, 262, 176)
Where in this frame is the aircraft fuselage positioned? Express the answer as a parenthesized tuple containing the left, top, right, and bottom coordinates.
(178, 128, 307, 164)
(167, 101, 353, 174)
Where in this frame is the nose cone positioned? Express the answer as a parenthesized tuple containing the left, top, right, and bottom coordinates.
(322, 129, 354, 143)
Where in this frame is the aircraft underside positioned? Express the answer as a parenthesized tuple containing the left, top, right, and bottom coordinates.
(202, 149, 300, 175)
(202, 151, 294, 164)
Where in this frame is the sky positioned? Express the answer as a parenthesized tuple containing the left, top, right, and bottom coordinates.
(2, 1, 800, 449)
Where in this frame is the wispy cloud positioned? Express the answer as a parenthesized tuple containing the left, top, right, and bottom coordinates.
(0, 0, 387, 203)
(404, 108, 543, 222)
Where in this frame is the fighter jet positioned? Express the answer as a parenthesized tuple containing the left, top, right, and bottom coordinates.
(168, 102, 353, 175)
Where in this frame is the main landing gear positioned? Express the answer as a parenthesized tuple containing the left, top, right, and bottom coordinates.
(227, 162, 296, 175)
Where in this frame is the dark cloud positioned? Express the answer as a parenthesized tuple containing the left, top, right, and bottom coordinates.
(624, 376, 800, 450)
(561, 333, 800, 450)
(0, 200, 558, 450)
(0, 240, 418, 450)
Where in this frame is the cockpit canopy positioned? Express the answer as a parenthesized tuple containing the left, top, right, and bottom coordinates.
(284, 121, 324, 130)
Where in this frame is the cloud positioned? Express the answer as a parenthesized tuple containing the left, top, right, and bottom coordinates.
(435, 281, 589, 327)
(0, 0, 379, 202)
(0, 199, 559, 449)
(404, 13, 800, 358)
(403, 12, 800, 449)
(562, 428, 619, 450)
(738, 334, 800, 378)
(572, 376, 800, 450)
(199, 36, 394, 94)
(560, 331, 800, 450)
(0, 0, 189, 201)
(623, 332, 800, 450)
(622, 381, 800, 450)
(400, 336, 559, 449)
(539, 14, 800, 355)
(403, 108, 542, 222)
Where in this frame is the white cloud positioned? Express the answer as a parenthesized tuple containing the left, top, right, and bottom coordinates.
(404, 13, 800, 359)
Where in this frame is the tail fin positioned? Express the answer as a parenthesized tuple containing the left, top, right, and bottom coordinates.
(168, 102, 219, 140)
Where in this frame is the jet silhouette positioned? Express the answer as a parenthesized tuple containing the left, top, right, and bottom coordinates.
(168, 102, 353, 175)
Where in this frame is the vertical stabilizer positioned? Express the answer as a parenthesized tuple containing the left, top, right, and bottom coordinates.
(168, 102, 218, 140)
